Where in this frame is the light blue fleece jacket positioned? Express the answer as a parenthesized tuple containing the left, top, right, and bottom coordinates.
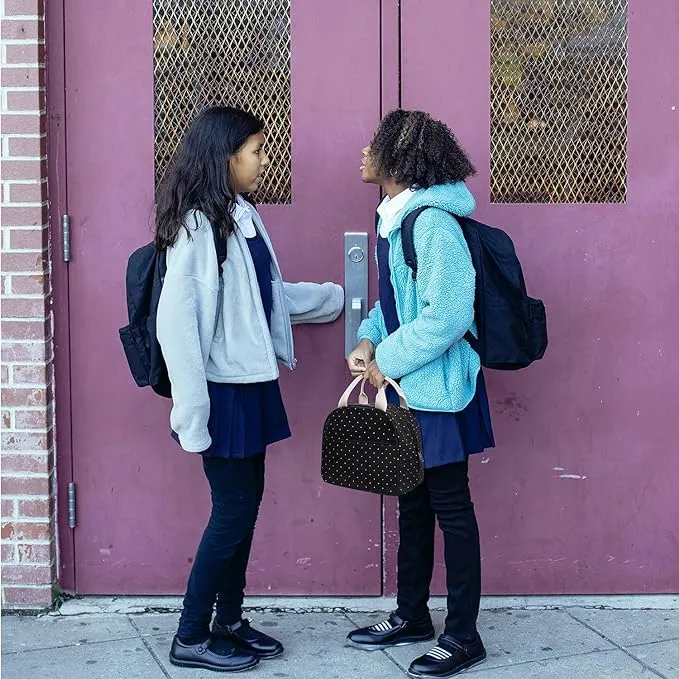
(357, 182, 480, 413)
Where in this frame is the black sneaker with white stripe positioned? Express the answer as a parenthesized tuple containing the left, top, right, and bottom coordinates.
(345, 612, 435, 651)
(408, 634, 486, 677)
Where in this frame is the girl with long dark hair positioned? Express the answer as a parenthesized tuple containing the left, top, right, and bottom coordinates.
(156, 106, 343, 672)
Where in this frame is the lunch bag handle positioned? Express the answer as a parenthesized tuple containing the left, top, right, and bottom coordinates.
(338, 375, 409, 412)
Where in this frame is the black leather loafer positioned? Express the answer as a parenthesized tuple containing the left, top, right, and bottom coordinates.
(212, 618, 284, 659)
(408, 634, 487, 677)
(346, 612, 435, 651)
(169, 635, 259, 672)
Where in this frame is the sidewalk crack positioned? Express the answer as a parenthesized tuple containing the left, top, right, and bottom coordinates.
(1, 634, 140, 656)
(128, 615, 172, 679)
(565, 609, 669, 679)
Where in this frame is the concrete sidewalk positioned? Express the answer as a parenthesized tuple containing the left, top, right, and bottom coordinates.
(2, 605, 678, 679)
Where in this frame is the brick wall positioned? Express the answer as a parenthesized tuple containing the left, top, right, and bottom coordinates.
(1, 0, 56, 608)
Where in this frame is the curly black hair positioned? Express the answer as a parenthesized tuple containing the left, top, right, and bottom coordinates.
(369, 109, 476, 188)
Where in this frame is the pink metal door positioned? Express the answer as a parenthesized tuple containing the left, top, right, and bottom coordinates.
(395, 0, 679, 594)
(59, 0, 383, 594)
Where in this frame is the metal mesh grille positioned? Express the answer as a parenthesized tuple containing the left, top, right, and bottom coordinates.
(490, 0, 628, 203)
(153, 0, 291, 203)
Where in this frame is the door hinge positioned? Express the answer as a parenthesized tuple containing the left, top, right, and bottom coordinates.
(68, 482, 76, 528)
(62, 214, 71, 262)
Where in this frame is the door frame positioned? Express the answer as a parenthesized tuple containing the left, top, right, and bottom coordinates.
(47, 0, 76, 593)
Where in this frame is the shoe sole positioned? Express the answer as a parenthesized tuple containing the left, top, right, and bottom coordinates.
(345, 632, 436, 652)
(407, 653, 487, 678)
(256, 647, 284, 660)
(169, 656, 259, 673)
(213, 638, 284, 660)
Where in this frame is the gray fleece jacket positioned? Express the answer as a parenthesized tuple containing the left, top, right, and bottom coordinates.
(157, 207, 344, 453)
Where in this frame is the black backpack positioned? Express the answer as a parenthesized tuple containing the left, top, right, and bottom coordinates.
(396, 206, 547, 370)
(119, 226, 226, 398)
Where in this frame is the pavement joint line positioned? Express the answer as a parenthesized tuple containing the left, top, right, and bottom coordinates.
(625, 636, 679, 648)
(564, 609, 669, 679)
(465, 648, 642, 676)
(128, 614, 173, 679)
(465, 648, 630, 674)
(340, 609, 371, 627)
(0, 634, 142, 656)
(381, 649, 413, 677)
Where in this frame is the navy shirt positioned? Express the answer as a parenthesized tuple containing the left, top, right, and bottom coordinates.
(377, 235, 494, 468)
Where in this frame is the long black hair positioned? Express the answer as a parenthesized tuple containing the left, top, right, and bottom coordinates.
(154, 106, 264, 250)
(370, 109, 475, 188)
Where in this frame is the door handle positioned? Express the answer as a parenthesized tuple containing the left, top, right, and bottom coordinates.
(350, 296, 363, 333)
(344, 233, 369, 357)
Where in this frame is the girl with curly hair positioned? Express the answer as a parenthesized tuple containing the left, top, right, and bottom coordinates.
(345, 110, 494, 677)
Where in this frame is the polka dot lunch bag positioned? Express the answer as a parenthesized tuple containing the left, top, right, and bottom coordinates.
(321, 376, 424, 496)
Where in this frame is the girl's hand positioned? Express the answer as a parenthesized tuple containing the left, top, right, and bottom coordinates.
(365, 360, 386, 390)
(347, 339, 375, 376)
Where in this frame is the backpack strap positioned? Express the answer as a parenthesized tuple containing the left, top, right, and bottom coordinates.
(400, 206, 429, 280)
(157, 247, 167, 285)
(212, 225, 227, 273)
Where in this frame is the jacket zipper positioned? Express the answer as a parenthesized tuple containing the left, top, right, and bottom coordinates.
(250, 216, 296, 370)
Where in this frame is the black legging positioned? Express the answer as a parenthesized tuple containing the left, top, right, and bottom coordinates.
(396, 460, 481, 642)
(177, 453, 265, 643)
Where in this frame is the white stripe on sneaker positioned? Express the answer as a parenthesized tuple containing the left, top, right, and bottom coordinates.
(426, 646, 454, 660)
(368, 620, 395, 633)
